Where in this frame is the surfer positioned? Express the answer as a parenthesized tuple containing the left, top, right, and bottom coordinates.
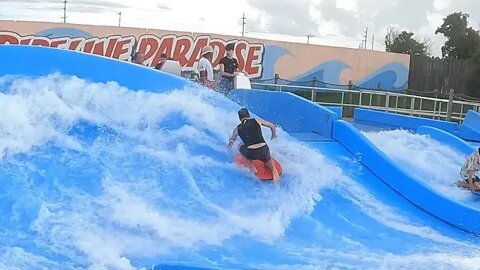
(457, 147, 480, 192)
(228, 108, 280, 183)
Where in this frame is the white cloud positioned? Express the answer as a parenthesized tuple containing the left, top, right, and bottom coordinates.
(433, 0, 451, 11)
(336, 0, 359, 12)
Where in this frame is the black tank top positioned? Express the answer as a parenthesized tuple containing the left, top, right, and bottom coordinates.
(237, 118, 266, 146)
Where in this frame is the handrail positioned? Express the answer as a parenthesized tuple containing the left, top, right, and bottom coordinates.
(251, 82, 480, 106)
(250, 82, 480, 122)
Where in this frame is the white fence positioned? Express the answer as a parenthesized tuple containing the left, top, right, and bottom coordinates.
(250, 82, 480, 122)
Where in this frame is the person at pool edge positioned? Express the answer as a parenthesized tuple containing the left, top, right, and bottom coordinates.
(457, 147, 480, 192)
(228, 108, 280, 183)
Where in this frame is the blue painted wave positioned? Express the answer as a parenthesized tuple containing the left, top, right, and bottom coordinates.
(34, 27, 93, 39)
(261, 45, 291, 80)
(287, 60, 350, 88)
(355, 62, 409, 92)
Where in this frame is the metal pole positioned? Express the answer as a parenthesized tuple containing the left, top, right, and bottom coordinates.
(385, 93, 390, 112)
(410, 98, 415, 115)
(274, 74, 280, 91)
(364, 27, 368, 49)
(241, 13, 246, 37)
(63, 0, 67, 23)
(118, 11, 122, 27)
(307, 34, 313, 44)
(447, 89, 454, 121)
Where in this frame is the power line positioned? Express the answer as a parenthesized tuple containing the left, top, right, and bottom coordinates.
(241, 13, 246, 37)
(248, 29, 363, 43)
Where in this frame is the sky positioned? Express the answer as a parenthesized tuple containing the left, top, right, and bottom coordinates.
(1, 0, 480, 57)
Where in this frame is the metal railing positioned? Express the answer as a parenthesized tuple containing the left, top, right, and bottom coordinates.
(250, 82, 480, 122)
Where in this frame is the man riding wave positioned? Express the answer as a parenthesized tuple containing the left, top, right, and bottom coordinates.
(228, 108, 280, 183)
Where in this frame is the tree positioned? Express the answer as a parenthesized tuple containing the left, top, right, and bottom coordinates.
(435, 12, 480, 59)
(385, 27, 429, 56)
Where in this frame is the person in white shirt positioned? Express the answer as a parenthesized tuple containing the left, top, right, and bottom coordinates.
(197, 45, 215, 89)
(457, 148, 480, 192)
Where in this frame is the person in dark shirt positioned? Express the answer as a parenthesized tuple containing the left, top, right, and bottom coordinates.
(217, 43, 241, 94)
(155, 53, 168, 70)
(228, 108, 280, 183)
(132, 51, 145, 65)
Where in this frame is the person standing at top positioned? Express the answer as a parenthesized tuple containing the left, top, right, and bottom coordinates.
(197, 45, 215, 89)
(216, 43, 241, 94)
(155, 53, 168, 70)
(132, 51, 145, 65)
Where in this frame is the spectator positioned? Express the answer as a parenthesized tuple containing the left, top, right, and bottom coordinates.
(155, 53, 168, 70)
(132, 51, 145, 65)
(197, 45, 215, 89)
(217, 43, 242, 94)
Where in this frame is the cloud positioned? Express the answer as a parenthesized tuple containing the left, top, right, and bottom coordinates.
(246, 0, 480, 55)
(0, 0, 129, 15)
(157, 3, 171, 11)
(247, 0, 319, 36)
(0, 0, 128, 8)
(316, 0, 363, 37)
(439, 1, 480, 27)
(2, 0, 480, 56)
(317, 0, 435, 37)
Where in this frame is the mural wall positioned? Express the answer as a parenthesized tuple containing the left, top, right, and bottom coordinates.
(0, 20, 410, 91)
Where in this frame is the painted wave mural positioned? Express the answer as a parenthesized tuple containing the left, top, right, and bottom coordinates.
(0, 22, 411, 92)
(261, 45, 409, 92)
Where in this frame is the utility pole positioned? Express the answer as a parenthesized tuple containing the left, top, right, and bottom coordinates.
(118, 11, 122, 27)
(62, 0, 67, 23)
(241, 13, 246, 37)
(307, 34, 313, 44)
(371, 34, 375, 50)
(363, 27, 368, 49)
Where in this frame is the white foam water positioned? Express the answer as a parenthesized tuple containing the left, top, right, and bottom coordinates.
(0, 74, 477, 270)
(363, 129, 476, 203)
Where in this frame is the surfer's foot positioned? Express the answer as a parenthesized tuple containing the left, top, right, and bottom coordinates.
(247, 161, 257, 174)
(272, 170, 280, 183)
(456, 180, 465, 188)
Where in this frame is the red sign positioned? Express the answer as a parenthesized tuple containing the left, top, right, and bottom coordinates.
(0, 31, 264, 78)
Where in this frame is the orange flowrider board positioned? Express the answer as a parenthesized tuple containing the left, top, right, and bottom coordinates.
(234, 154, 283, 181)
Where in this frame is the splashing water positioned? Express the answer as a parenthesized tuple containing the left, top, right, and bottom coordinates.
(0, 74, 478, 270)
(363, 129, 480, 205)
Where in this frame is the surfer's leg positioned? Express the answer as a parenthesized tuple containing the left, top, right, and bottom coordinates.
(239, 144, 257, 174)
(265, 159, 280, 183)
(246, 159, 257, 174)
(260, 145, 279, 183)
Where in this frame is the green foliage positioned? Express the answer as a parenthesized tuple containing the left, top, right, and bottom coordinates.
(435, 12, 480, 59)
(432, 12, 480, 97)
(385, 27, 429, 56)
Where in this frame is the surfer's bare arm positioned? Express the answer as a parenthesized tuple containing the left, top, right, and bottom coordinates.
(228, 127, 238, 149)
(256, 118, 278, 140)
